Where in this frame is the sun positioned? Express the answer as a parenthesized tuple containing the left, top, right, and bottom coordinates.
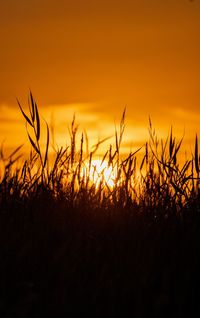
(86, 159, 117, 188)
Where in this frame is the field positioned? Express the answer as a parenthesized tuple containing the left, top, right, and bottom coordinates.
(0, 93, 200, 317)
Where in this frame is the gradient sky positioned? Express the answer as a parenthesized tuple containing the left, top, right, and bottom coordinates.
(0, 0, 199, 155)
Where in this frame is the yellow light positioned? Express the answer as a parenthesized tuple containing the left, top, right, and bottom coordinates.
(87, 159, 117, 188)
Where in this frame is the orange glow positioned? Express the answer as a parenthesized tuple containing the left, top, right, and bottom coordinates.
(0, 1, 199, 155)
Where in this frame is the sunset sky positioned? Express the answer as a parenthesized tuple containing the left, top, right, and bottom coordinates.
(0, 0, 199, 156)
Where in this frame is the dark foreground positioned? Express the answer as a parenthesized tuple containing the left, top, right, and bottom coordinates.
(1, 199, 200, 317)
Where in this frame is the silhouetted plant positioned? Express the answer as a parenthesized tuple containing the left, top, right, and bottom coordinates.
(0, 92, 199, 214)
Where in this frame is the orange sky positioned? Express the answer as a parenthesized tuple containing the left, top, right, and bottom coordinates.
(0, 0, 199, 156)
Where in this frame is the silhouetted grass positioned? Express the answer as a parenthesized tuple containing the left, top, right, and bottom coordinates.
(0, 92, 200, 317)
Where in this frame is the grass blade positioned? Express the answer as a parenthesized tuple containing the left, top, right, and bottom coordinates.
(17, 99, 33, 127)
(27, 132, 40, 154)
(43, 121, 49, 168)
(35, 102, 40, 141)
(30, 91, 35, 122)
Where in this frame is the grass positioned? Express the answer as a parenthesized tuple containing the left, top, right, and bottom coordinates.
(0, 92, 200, 317)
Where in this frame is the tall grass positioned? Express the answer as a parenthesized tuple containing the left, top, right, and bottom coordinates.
(1, 92, 200, 316)
(0, 92, 199, 215)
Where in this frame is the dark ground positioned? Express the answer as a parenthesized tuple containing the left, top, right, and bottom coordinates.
(0, 198, 200, 317)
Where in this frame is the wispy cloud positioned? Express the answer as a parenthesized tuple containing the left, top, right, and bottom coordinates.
(0, 100, 199, 158)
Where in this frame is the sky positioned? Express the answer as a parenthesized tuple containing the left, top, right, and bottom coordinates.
(0, 0, 199, 156)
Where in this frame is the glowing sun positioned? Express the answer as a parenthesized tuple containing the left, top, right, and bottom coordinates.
(87, 160, 117, 188)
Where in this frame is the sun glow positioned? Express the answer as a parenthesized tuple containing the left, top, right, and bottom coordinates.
(86, 160, 117, 188)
